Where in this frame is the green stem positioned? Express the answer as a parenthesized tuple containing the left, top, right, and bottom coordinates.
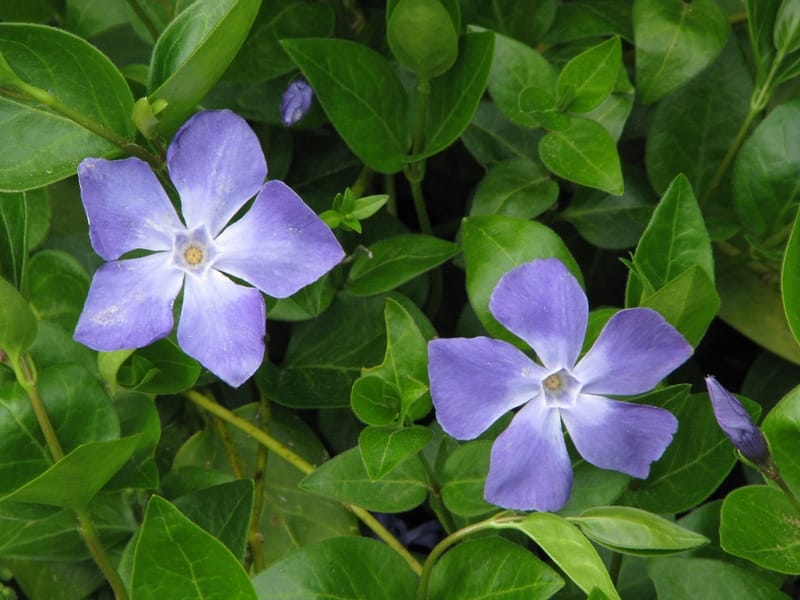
(125, 0, 160, 42)
(351, 165, 374, 199)
(418, 455, 456, 534)
(183, 390, 423, 576)
(211, 415, 244, 479)
(0, 81, 162, 170)
(247, 395, 271, 573)
(773, 475, 800, 517)
(76, 508, 129, 600)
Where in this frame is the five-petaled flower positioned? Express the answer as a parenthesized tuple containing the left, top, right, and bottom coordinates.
(428, 258, 693, 512)
(705, 376, 772, 470)
(74, 109, 344, 387)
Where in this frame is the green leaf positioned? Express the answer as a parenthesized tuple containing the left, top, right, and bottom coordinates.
(429, 536, 564, 600)
(510, 512, 620, 600)
(487, 31, 558, 128)
(629, 386, 758, 514)
(735, 99, 800, 239)
(645, 41, 752, 197)
(633, 0, 730, 103)
(0, 188, 49, 289)
(5, 556, 104, 600)
(65, 0, 129, 39)
(118, 337, 201, 394)
(28, 250, 89, 331)
(648, 556, 788, 599)
(266, 275, 336, 322)
(440, 440, 494, 517)
(461, 100, 541, 167)
(359, 425, 432, 480)
(720, 485, 800, 574)
(282, 38, 409, 173)
(173, 480, 254, 562)
(148, 0, 261, 135)
(775, 0, 800, 54)
(420, 31, 494, 158)
(105, 390, 160, 491)
(762, 385, 800, 495)
(544, 1, 633, 44)
(1, 437, 139, 509)
(626, 174, 713, 305)
(560, 168, 655, 249)
(224, 1, 335, 83)
(461, 215, 580, 345)
(0, 364, 119, 495)
(0, 275, 36, 363)
(347, 234, 459, 296)
(252, 537, 418, 599)
(574, 506, 708, 556)
(558, 36, 621, 113)
(300, 446, 428, 512)
(539, 117, 623, 195)
(560, 460, 630, 516)
(469, 158, 559, 219)
(783, 206, 800, 352)
(747, 0, 781, 78)
(131, 496, 257, 600)
(0, 24, 134, 191)
(461, 0, 556, 45)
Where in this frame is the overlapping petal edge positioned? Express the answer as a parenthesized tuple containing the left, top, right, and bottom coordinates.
(74, 109, 344, 387)
(428, 258, 693, 512)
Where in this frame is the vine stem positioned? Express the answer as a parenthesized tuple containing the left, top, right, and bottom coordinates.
(247, 394, 271, 573)
(183, 390, 423, 576)
(15, 354, 128, 600)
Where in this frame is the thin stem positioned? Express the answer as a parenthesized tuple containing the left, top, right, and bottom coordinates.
(773, 475, 800, 517)
(418, 455, 456, 534)
(351, 165, 375, 199)
(247, 395, 271, 573)
(125, 0, 160, 42)
(729, 11, 748, 26)
(77, 508, 129, 600)
(183, 390, 423, 575)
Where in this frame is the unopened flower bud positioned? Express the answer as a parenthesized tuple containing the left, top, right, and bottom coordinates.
(280, 79, 313, 126)
(705, 376, 772, 469)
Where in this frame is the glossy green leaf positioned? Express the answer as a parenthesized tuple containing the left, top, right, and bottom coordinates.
(775, 0, 800, 54)
(747, 0, 781, 78)
(65, 0, 129, 38)
(359, 425, 432, 481)
(420, 31, 494, 158)
(470, 158, 558, 219)
(252, 536, 417, 599)
(282, 38, 409, 173)
(583, 59, 634, 141)
(105, 390, 160, 491)
(782, 198, 800, 351)
(148, 0, 261, 135)
(173, 480, 254, 562)
(131, 496, 257, 600)
(267, 275, 336, 322)
(440, 440, 494, 517)
(762, 385, 800, 495)
(574, 506, 708, 556)
(429, 536, 564, 600)
(648, 556, 788, 599)
(626, 174, 713, 305)
(0, 188, 49, 289)
(735, 99, 800, 239)
(225, 1, 335, 83)
(560, 168, 654, 249)
(28, 249, 89, 331)
(545, 1, 633, 44)
(461, 215, 580, 345)
(633, 0, 730, 103)
(510, 512, 620, 600)
(118, 337, 201, 394)
(720, 485, 800, 574)
(0, 23, 134, 191)
(630, 386, 758, 514)
(300, 446, 428, 512)
(5, 556, 104, 600)
(347, 234, 459, 296)
(461, 0, 556, 45)
(172, 404, 357, 567)
(558, 36, 621, 113)
(0, 275, 36, 363)
(461, 100, 541, 167)
(539, 117, 623, 195)
(488, 31, 558, 128)
(560, 460, 630, 516)
(646, 41, 752, 197)
(1, 436, 139, 509)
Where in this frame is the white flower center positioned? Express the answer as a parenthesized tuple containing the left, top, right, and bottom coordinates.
(541, 368, 581, 409)
(173, 226, 217, 275)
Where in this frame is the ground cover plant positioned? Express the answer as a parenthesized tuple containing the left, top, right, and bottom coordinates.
(1, 0, 800, 598)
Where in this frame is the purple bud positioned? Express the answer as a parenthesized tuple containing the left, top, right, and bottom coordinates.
(705, 376, 771, 468)
(280, 79, 313, 126)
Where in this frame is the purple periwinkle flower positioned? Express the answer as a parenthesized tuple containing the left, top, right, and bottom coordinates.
(705, 376, 771, 469)
(428, 259, 693, 512)
(74, 110, 344, 387)
(280, 79, 313, 126)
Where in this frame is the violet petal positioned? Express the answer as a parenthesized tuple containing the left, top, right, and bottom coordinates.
(177, 269, 266, 387)
(574, 308, 692, 395)
(78, 157, 182, 260)
(214, 181, 344, 298)
(706, 376, 770, 465)
(561, 394, 677, 478)
(167, 110, 267, 236)
(428, 337, 544, 440)
(484, 400, 572, 511)
(74, 254, 183, 350)
(280, 79, 313, 126)
(489, 259, 587, 370)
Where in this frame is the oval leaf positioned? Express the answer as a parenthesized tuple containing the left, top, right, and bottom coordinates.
(470, 158, 558, 219)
